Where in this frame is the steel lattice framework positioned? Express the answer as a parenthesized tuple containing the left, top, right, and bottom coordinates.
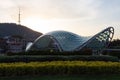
(76, 27, 114, 51)
(26, 27, 114, 53)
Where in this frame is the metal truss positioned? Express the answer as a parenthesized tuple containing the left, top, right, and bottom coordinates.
(95, 27, 114, 44)
(76, 27, 114, 51)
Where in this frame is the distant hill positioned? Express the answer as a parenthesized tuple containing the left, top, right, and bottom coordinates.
(0, 23, 42, 41)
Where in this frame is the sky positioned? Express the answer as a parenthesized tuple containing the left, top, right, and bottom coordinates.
(0, 0, 120, 39)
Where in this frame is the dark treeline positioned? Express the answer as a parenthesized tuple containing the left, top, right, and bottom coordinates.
(108, 39, 120, 48)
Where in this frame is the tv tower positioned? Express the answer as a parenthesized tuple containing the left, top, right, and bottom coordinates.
(18, 7, 21, 25)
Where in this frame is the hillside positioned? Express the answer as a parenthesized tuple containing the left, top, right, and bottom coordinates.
(0, 23, 42, 41)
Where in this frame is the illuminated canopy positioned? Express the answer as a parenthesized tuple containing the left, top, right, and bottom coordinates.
(26, 27, 114, 52)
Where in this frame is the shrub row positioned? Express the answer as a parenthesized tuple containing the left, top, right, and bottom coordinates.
(0, 55, 118, 63)
(0, 61, 119, 76)
(6, 50, 92, 56)
(102, 50, 120, 58)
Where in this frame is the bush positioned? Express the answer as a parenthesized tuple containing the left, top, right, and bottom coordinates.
(0, 55, 118, 63)
(6, 50, 92, 56)
(0, 61, 119, 76)
(102, 50, 120, 58)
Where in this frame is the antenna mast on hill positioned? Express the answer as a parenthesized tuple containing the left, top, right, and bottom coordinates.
(18, 7, 21, 25)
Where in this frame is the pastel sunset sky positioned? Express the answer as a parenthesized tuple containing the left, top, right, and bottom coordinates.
(0, 0, 120, 39)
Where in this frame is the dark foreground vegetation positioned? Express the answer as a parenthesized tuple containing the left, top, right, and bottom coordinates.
(6, 49, 93, 56)
(0, 61, 119, 76)
(0, 75, 120, 80)
(3, 50, 119, 62)
(0, 55, 118, 63)
(1, 46, 120, 79)
(103, 50, 120, 58)
(6, 48, 120, 59)
(106, 39, 120, 58)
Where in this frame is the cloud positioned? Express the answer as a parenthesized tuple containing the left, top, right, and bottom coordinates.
(0, 0, 101, 21)
(4, 0, 100, 20)
(0, 0, 120, 38)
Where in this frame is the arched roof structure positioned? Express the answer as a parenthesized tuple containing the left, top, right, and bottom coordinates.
(26, 27, 114, 52)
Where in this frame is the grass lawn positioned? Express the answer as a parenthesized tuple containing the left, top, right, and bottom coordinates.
(0, 75, 120, 80)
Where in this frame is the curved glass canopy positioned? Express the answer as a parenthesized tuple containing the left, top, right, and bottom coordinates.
(26, 27, 114, 52)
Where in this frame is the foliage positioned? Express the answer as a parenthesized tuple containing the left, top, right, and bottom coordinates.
(0, 55, 118, 63)
(0, 23, 42, 41)
(108, 39, 120, 48)
(102, 50, 120, 58)
(1, 75, 120, 80)
(0, 61, 119, 76)
(7, 50, 92, 56)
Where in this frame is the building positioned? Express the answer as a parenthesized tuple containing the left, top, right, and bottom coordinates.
(5, 35, 26, 53)
(26, 27, 114, 53)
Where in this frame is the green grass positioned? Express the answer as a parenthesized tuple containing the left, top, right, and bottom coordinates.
(0, 75, 120, 80)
